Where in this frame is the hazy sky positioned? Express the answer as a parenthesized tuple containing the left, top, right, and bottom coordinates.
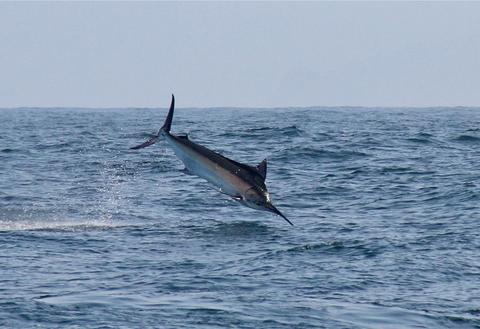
(1, 2, 480, 108)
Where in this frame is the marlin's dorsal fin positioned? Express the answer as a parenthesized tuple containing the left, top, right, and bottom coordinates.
(256, 159, 267, 180)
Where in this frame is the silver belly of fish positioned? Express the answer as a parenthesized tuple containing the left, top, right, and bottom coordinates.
(165, 137, 250, 197)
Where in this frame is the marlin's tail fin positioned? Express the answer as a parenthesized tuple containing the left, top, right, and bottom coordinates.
(130, 94, 175, 150)
(159, 94, 175, 134)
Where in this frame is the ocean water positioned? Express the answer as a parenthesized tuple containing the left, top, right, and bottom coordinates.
(1, 107, 479, 328)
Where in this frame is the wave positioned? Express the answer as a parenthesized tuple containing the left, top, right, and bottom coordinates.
(296, 299, 473, 329)
(0, 148, 32, 155)
(219, 125, 304, 138)
(248, 125, 304, 136)
(417, 132, 434, 138)
(453, 135, 480, 143)
(36, 141, 79, 150)
(406, 137, 432, 144)
(275, 146, 369, 161)
(255, 239, 384, 259)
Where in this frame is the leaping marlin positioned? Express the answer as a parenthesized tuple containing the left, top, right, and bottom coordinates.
(130, 95, 292, 226)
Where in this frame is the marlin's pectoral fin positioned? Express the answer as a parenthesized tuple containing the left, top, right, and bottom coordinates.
(218, 189, 242, 201)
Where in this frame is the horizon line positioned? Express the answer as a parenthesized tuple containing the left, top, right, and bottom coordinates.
(1, 105, 479, 110)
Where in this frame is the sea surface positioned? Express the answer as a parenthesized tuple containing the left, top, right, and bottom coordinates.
(1, 107, 479, 328)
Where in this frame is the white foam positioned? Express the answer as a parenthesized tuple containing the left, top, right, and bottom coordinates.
(0, 218, 118, 232)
